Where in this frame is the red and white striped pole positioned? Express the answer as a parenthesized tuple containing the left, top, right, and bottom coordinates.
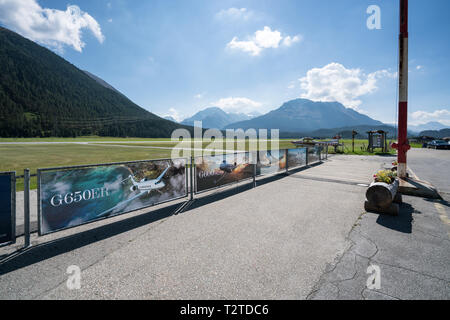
(393, 0, 410, 178)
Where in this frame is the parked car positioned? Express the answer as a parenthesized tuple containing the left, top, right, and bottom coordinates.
(427, 140, 450, 150)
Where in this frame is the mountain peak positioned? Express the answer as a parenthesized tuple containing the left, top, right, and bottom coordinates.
(225, 98, 382, 132)
(181, 107, 255, 129)
(409, 121, 448, 133)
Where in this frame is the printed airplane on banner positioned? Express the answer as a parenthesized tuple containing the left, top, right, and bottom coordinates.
(39, 159, 187, 235)
(196, 153, 254, 192)
(97, 166, 171, 218)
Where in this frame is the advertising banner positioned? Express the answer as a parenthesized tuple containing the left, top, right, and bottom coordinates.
(0, 172, 15, 245)
(195, 153, 254, 193)
(38, 158, 187, 235)
(308, 146, 321, 164)
(256, 150, 286, 176)
(287, 148, 307, 169)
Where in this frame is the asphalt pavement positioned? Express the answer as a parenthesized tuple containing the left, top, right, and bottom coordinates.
(0, 155, 388, 299)
(1, 152, 448, 300)
(309, 148, 450, 300)
(407, 148, 450, 194)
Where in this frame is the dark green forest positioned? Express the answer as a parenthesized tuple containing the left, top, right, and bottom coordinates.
(0, 27, 192, 138)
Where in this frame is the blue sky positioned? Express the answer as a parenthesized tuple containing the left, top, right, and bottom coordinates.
(1, 0, 449, 125)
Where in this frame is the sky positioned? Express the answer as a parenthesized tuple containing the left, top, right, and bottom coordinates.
(0, 0, 449, 126)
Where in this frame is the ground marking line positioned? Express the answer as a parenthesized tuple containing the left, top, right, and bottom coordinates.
(434, 203, 450, 225)
(434, 202, 450, 239)
(407, 166, 420, 180)
(289, 174, 369, 186)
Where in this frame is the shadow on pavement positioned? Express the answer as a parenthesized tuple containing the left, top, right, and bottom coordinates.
(376, 202, 417, 234)
(184, 162, 322, 212)
(0, 163, 324, 275)
(424, 197, 450, 209)
(0, 203, 178, 275)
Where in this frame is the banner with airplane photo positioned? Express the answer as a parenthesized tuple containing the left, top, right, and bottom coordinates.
(308, 146, 321, 163)
(195, 153, 254, 193)
(287, 148, 307, 169)
(256, 150, 286, 176)
(38, 159, 187, 235)
(0, 172, 15, 245)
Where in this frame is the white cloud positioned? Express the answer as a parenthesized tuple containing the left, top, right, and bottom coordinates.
(163, 108, 182, 122)
(212, 97, 262, 115)
(282, 35, 302, 47)
(416, 65, 423, 70)
(0, 0, 104, 52)
(194, 93, 205, 99)
(254, 26, 282, 48)
(216, 7, 253, 21)
(227, 26, 302, 56)
(299, 62, 396, 110)
(411, 109, 450, 125)
(227, 37, 262, 56)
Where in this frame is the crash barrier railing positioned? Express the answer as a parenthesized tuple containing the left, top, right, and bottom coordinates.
(0, 145, 326, 251)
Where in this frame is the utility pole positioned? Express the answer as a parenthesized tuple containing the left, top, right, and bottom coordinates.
(393, 0, 410, 178)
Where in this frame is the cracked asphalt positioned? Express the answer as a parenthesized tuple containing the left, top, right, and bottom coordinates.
(1, 151, 448, 299)
(308, 149, 450, 300)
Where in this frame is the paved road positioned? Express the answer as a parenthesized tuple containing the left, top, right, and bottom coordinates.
(309, 193, 450, 300)
(0, 155, 390, 299)
(407, 148, 450, 194)
(309, 150, 450, 300)
(4, 153, 448, 300)
(0, 139, 284, 145)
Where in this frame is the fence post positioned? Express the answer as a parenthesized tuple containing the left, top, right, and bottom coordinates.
(24, 169, 31, 248)
(306, 147, 309, 166)
(253, 153, 257, 188)
(285, 149, 289, 174)
(190, 157, 194, 201)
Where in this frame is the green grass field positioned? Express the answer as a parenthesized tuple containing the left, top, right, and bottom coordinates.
(0, 138, 293, 190)
(0, 136, 176, 143)
(0, 144, 174, 190)
(322, 139, 398, 156)
(0, 137, 408, 191)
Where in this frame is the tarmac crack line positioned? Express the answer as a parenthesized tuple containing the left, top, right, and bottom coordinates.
(306, 215, 364, 300)
(371, 260, 450, 283)
(355, 229, 450, 288)
(305, 242, 355, 300)
(361, 288, 401, 300)
(353, 229, 380, 260)
(413, 227, 450, 241)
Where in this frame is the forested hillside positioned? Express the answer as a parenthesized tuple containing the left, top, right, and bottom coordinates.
(0, 27, 190, 137)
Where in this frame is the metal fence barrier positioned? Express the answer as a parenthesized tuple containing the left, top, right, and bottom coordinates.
(0, 146, 325, 251)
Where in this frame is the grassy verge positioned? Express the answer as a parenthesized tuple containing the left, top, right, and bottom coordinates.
(0, 136, 176, 142)
(2, 137, 414, 191)
(320, 139, 397, 156)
